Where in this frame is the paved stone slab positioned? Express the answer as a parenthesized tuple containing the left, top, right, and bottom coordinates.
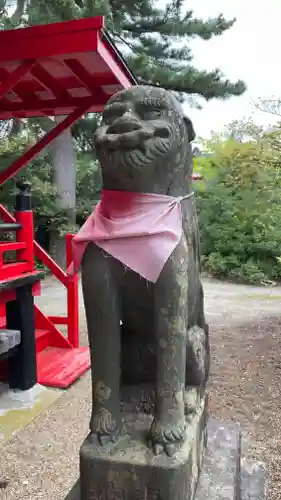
(241, 458, 267, 500)
(0, 329, 20, 354)
(0, 383, 61, 443)
(195, 419, 241, 500)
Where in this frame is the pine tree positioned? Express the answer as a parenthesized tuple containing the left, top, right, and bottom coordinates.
(111, 0, 246, 100)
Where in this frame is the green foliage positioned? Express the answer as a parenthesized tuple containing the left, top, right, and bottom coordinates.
(0, 134, 101, 245)
(76, 153, 102, 225)
(196, 131, 281, 284)
(112, 0, 246, 100)
(0, 134, 67, 229)
(72, 114, 101, 153)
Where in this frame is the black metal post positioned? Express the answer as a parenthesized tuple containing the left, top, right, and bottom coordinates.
(5, 180, 37, 390)
(6, 284, 37, 390)
(15, 180, 32, 211)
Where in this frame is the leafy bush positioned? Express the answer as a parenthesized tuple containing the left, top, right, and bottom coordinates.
(196, 134, 281, 283)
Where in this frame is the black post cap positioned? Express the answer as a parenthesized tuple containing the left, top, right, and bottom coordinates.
(15, 180, 32, 211)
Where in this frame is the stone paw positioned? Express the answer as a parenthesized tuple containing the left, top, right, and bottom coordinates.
(149, 417, 187, 456)
(89, 427, 120, 446)
(89, 407, 121, 446)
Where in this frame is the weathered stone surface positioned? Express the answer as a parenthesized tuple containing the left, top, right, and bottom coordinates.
(195, 418, 241, 499)
(65, 481, 80, 500)
(79, 396, 207, 500)
(74, 84, 211, 499)
(65, 418, 267, 500)
(240, 458, 267, 500)
(81, 85, 209, 458)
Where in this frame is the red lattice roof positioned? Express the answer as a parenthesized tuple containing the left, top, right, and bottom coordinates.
(0, 16, 137, 120)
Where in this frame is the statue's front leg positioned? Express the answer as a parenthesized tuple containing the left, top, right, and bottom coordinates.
(149, 242, 188, 456)
(81, 244, 121, 445)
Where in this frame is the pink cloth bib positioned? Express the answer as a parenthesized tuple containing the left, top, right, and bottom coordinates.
(68, 189, 192, 283)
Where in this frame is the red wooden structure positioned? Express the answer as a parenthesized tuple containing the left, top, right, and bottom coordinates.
(0, 182, 43, 391)
(192, 173, 202, 180)
(0, 16, 137, 389)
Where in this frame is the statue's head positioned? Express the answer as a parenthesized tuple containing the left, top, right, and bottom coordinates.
(95, 85, 195, 194)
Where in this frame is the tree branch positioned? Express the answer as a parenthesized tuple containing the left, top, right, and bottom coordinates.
(10, 0, 25, 26)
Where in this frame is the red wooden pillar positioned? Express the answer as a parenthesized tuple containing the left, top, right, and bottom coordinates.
(15, 181, 34, 271)
(65, 233, 79, 348)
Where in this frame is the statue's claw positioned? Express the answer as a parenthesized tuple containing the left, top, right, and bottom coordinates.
(89, 427, 120, 446)
(149, 417, 187, 457)
(89, 407, 121, 446)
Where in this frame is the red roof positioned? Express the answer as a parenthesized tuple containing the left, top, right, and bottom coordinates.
(0, 17, 137, 120)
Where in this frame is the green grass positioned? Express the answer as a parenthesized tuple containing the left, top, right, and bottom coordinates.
(245, 293, 281, 300)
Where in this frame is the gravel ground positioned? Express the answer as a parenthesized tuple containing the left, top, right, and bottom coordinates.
(205, 281, 281, 500)
(0, 277, 281, 498)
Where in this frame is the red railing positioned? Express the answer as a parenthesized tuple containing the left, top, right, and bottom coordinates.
(0, 204, 79, 348)
(47, 233, 79, 348)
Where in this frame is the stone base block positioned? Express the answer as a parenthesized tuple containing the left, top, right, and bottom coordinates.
(79, 397, 207, 500)
(66, 482, 80, 500)
(65, 416, 267, 500)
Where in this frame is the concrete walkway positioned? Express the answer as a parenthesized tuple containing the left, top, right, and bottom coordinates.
(0, 276, 281, 499)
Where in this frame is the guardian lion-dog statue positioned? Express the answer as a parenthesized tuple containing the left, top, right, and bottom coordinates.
(78, 85, 209, 457)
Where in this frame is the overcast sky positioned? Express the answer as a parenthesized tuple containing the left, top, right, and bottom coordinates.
(184, 0, 280, 138)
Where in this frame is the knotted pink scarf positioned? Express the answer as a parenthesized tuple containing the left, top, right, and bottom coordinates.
(68, 189, 193, 283)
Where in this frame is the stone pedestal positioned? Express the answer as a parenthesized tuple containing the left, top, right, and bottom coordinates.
(78, 397, 207, 500)
(65, 414, 267, 500)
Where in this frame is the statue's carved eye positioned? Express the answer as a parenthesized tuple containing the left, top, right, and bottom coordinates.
(103, 112, 122, 126)
(104, 115, 115, 126)
(140, 109, 162, 120)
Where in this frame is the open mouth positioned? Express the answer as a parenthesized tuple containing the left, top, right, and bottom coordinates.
(96, 123, 171, 153)
(96, 129, 154, 151)
(107, 119, 141, 135)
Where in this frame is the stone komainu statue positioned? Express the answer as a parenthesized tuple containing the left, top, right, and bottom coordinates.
(77, 85, 209, 457)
